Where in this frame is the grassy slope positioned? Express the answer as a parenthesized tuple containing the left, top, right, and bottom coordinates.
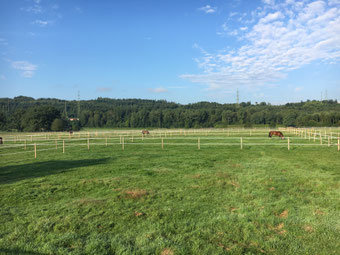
(0, 141, 339, 254)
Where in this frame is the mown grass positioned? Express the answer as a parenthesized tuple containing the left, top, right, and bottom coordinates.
(0, 133, 339, 255)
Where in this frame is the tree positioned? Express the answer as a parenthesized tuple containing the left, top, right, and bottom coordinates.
(51, 119, 65, 131)
(21, 106, 60, 131)
(0, 111, 7, 131)
(71, 120, 81, 131)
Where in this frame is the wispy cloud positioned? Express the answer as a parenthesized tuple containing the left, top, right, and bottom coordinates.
(183, 0, 340, 90)
(198, 5, 217, 14)
(0, 38, 8, 46)
(148, 87, 169, 93)
(10, 60, 37, 78)
(74, 6, 83, 14)
(168, 86, 187, 89)
(294, 87, 303, 92)
(96, 87, 112, 93)
(32, 19, 53, 27)
(21, 0, 43, 14)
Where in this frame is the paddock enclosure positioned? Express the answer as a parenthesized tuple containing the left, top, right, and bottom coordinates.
(0, 128, 340, 254)
(1, 127, 339, 159)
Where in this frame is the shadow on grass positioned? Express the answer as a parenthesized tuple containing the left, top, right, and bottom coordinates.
(0, 158, 109, 185)
(0, 248, 47, 255)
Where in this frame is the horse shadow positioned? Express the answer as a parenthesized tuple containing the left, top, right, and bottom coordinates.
(0, 158, 110, 185)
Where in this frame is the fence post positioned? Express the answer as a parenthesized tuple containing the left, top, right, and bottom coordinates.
(320, 133, 322, 145)
(328, 136, 330, 147)
(240, 137, 243, 150)
(56, 139, 58, 150)
(198, 137, 200, 150)
(63, 140, 65, 153)
(24, 139, 27, 150)
(106, 137, 108, 147)
(88, 138, 90, 150)
(288, 137, 290, 150)
(31, 135, 33, 141)
(34, 143, 37, 159)
(122, 137, 124, 150)
(338, 138, 339, 151)
(162, 138, 164, 149)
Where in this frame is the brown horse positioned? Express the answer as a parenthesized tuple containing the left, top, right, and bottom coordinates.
(269, 131, 284, 139)
(142, 130, 150, 135)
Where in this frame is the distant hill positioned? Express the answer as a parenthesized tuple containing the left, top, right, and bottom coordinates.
(0, 96, 339, 131)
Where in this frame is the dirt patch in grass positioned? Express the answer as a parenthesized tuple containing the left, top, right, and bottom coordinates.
(124, 189, 148, 199)
(216, 172, 231, 178)
(161, 248, 174, 255)
(303, 225, 314, 233)
(229, 180, 240, 188)
(230, 207, 237, 212)
(186, 174, 202, 179)
(75, 198, 106, 206)
(279, 210, 289, 218)
(269, 223, 287, 235)
(134, 211, 145, 217)
(314, 209, 324, 215)
(231, 163, 243, 169)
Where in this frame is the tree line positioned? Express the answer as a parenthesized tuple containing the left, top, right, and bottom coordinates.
(0, 96, 339, 132)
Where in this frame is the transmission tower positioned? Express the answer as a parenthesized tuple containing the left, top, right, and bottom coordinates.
(236, 89, 240, 106)
(64, 101, 68, 118)
(77, 90, 81, 119)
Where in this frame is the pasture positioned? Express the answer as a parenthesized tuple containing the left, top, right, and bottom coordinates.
(0, 128, 339, 254)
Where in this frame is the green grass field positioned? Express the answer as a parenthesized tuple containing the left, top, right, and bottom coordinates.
(0, 129, 339, 254)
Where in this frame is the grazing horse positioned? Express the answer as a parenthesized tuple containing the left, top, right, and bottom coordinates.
(142, 130, 150, 135)
(269, 131, 284, 139)
(0, 137, 2, 144)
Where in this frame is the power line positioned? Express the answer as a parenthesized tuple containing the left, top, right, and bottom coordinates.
(236, 89, 239, 106)
(77, 90, 81, 118)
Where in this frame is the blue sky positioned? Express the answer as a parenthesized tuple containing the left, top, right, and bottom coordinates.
(0, 0, 339, 104)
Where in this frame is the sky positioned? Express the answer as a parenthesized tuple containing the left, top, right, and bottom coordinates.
(0, 0, 339, 104)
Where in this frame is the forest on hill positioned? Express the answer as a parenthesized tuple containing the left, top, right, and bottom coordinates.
(0, 96, 339, 132)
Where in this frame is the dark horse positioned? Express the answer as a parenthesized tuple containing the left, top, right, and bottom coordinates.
(142, 130, 150, 135)
(269, 131, 284, 139)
